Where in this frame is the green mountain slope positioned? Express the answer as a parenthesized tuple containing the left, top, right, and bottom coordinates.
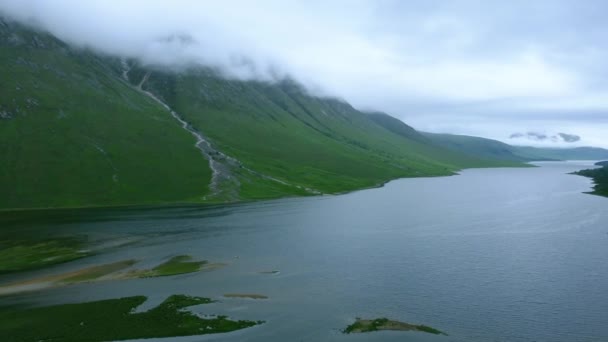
(422, 132, 527, 162)
(0, 18, 212, 209)
(129, 66, 525, 200)
(0, 18, 524, 210)
(367, 112, 429, 144)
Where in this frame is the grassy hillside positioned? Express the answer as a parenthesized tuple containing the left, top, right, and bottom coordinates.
(0, 18, 526, 209)
(0, 18, 212, 209)
(422, 132, 528, 162)
(367, 112, 429, 144)
(133, 67, 525, 199)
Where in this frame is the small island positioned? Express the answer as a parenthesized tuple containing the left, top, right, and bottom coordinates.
(343, 318, 446, 335)
(136, 255, 213, 277)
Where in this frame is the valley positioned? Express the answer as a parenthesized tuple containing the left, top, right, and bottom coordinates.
(2, 12, 608, 342)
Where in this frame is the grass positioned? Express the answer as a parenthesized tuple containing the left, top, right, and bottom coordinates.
(343, 317, 446, 335)
(0, 20, 212, 209)
(0, 294, 262, 341)
(0, 237, 88, 274)
(1, 20, 530, 209)
(141, 69, 523, 201)
(574, 165, 608, 197)
(343, 318, 389, 333)
(143, 255, 207, 277)
(417, 324, 445, 335)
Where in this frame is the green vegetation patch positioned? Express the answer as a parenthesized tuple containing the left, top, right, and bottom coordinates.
(1, 20, 534, 209)
(0, 294, 262, 341)
(595, 161, 608, 167)
(343, 317, 446, 335)
(0, 20, 212, 210)
(142, 69, 522, 201)
(142, 255, 208, 277)
(574, 166, 608, 197)
(0, 238, 88, 274)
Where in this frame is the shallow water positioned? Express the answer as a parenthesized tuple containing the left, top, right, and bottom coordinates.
(2, 161, 607, 342)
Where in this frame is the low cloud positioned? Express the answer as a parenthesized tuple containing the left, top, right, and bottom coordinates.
(1, 0, 608, 147)
(509, 132, 581, 143)
(557, 133, 581, 143)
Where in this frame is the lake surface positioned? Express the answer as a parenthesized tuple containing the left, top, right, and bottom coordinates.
(2, 161, 608, 342)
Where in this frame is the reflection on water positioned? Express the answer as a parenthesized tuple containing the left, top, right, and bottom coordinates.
(1, 161, 607, 342)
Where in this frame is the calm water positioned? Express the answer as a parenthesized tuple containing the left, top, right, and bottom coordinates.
(2, 161, 607, 342)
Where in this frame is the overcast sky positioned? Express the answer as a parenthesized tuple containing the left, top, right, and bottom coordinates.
(1, 0, 607, 147)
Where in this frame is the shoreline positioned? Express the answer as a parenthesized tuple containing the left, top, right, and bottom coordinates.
(0, 256, 224, 296)
(0, 163, 534, 214)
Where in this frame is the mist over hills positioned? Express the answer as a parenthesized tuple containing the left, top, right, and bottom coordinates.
(1, 17, 606, 209)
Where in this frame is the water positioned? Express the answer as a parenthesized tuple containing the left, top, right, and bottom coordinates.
(1, 161, 607, 342)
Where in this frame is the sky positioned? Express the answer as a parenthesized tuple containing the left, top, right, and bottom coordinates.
(1, 0, 607, 148)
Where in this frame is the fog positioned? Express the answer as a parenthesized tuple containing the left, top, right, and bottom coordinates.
(1, 0, 607, 147)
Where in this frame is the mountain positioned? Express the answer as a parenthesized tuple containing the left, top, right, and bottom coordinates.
(0, 18, 523, 210)
(422, 132, 527, 162)
(509, 146, 608, 161)
(0, 18, 213, 209)
(124, 66, 523, 200)
(366, 112, 429, 144)
(423, 133, 608, 162)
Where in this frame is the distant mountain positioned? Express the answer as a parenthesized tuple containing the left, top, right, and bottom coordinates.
(0, 17, 521, 209)
(423, 133, 608, 163)
(422, 133, 526, 162)
(511, 146, 608, 161)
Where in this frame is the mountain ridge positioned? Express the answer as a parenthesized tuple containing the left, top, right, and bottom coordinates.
(0, 16, 578, 210)
(422, 132, 608, 162)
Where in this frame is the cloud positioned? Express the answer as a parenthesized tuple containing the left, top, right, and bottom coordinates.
(509, 132, 581, 143)
(1, 0, 607, 147)
(557, 133, 581, 143)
